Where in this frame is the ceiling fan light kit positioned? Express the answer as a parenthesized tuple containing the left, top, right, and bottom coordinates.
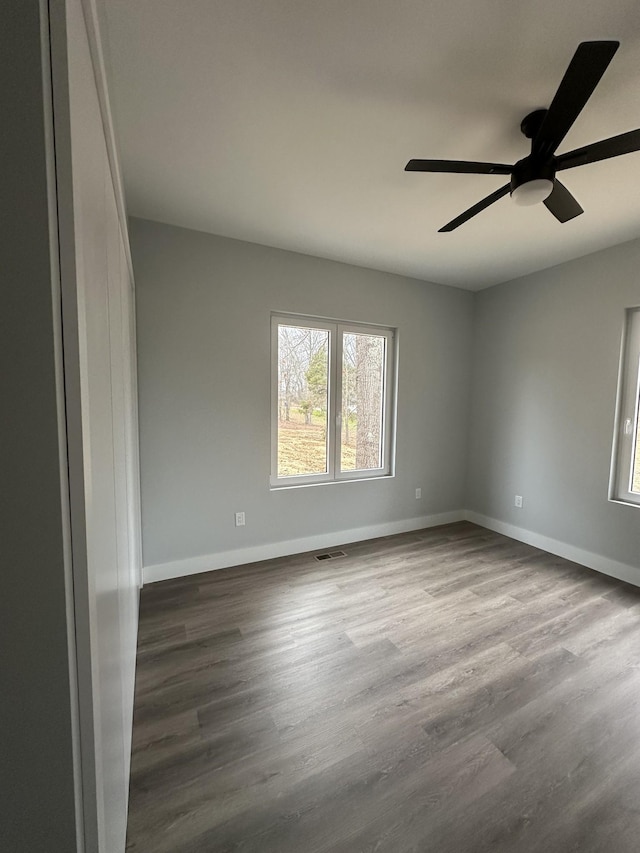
(511, 179, 554, 206)
(405, 40, 640, 232)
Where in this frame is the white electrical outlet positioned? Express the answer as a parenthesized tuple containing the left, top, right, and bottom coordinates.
(415, 488, 422, 499)
(514, 495, 523, 508)
(235, 511, 245, 527)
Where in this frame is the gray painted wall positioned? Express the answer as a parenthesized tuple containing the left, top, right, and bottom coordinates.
(0, 2, 77, 850)
(130, 218, 474, 569)
(468, 238, 640, 570)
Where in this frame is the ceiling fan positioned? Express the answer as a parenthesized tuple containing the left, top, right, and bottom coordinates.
(405, 41, 640, 232)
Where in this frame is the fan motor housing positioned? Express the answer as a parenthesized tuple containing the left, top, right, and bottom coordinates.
(510, 158, 555, 194)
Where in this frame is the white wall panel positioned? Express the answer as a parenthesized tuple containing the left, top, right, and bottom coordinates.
(53, 0, 141, 849)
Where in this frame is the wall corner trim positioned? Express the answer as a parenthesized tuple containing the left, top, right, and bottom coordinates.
(143, 510, 465, 584)
(464, 510, 640, 588)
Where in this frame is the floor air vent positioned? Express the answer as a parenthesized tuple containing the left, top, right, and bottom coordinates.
(314, 550, 347, 562)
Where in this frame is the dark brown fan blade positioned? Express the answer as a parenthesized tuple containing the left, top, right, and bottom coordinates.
(405, 159, 512, 175)
(556, 128, 640, 171)
(533, 41, 619, 160)
(438, 184, 511, 232)
(543, 180, 583, 223)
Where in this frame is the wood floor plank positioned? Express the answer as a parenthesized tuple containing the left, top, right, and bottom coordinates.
(126, 522, 640, 852)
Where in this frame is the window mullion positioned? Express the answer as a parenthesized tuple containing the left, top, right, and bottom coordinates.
(381, 335, 390, 474)
(327, 324, 340, 480)
(334, 325, 344, 479)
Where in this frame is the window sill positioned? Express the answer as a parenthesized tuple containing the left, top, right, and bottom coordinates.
(270, 473, 395, 491)
(608, 496, 640, 510)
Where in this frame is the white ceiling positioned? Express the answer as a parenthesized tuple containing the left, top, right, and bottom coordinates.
(100, 0, 640, 290)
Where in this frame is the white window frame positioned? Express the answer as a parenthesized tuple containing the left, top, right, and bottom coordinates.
(271, 313, 396, 487)
(611, 307, 640, 506)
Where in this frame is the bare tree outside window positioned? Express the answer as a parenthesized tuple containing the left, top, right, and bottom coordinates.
(341, 333, 385, 471)
(277, 325, 329, 476)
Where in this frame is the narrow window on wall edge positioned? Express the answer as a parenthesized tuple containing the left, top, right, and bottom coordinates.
(612, 307, 640, 506)
(271, 314, 396, 487)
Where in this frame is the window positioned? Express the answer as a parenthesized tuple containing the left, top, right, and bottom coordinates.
(612, 308, 640, 505)
(271, 314, 396, 486)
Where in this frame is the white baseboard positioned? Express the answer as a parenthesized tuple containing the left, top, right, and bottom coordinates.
(465, 510, 640, 588)
(143, 510, 465, 584)
(144, 508, 639, 588)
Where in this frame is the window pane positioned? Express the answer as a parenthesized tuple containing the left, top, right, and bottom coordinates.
(633, 394, 640, 493)
(277, 325, 329, 477)
(341, 332, 386, 471)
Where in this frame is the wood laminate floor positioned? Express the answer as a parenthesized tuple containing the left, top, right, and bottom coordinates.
(126, 522, 640, 853)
